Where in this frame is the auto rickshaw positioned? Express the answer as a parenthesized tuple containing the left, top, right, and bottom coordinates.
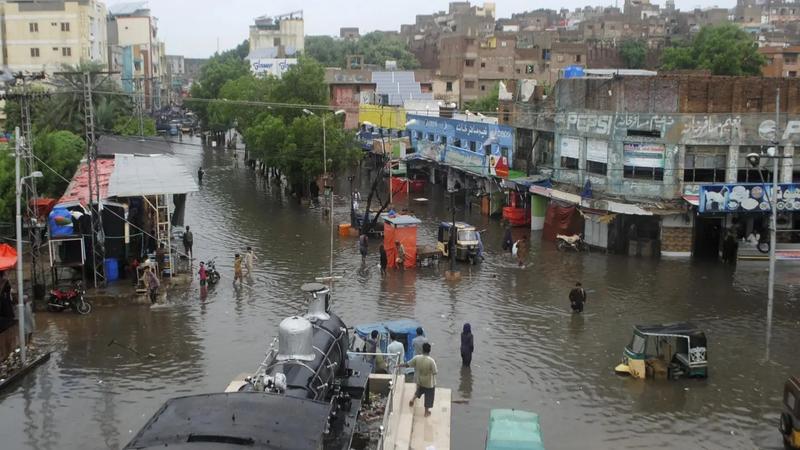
(781, 376, 800, 449)
(614, 323, 708, 380)
(436, 222, 480, 263)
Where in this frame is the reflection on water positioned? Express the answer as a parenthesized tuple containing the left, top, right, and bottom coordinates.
(0, 137, 797, 449)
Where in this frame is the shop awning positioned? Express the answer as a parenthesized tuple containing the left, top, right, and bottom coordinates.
(0, 243, 17, 271)
(682, 195, 699, 206)
(107, 154, 198, 197)
(530, 185, 654, 216)
(58, 159, 116, 206)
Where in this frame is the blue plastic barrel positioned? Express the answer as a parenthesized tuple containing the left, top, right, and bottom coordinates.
(104, 258, 119, 281)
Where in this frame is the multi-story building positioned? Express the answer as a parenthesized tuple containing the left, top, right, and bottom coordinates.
(514, 75, 800, 258)
(107, 2, 162, 108)
(0, 0, 108, 74)
(247, 11, 303, 77)
(761, 46, 800, 78)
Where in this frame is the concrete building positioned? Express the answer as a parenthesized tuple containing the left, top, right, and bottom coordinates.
(107, 2, 162, 108)
(248, 11, 303, 57)
(514, 74, 800, 258)
(761, 46, 800, 78)
(340, 27, 359, 39)
(1, 0, 108, 74)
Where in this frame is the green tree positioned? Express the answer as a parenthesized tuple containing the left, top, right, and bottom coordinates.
(304, 32, 419, 69)
(207, 74, 277, 132)
(112, 116, 157, 136)
(0, 145, 14, 219)
(34, 130, 85, 198)
(273, 56, 329, 107)
(464, 83, 499, 113)
(661, 24, 766, 75)
(243, 114, 286, 168)
(188, 42, 251, 127)
(619, 40, 647, 69)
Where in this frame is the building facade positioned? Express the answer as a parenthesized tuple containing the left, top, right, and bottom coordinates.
(248, 11, 304, 57)
(1, 0, 108, 74)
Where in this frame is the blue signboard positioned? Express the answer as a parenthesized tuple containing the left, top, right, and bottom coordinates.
(699, 183, 800, 213)
(443, 145, 487, 176)
(406, 114, 514, 176)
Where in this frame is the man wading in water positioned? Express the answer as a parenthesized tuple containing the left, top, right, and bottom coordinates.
(569, 282, 587, 313)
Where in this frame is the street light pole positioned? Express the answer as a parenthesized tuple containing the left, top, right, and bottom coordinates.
(766, 89, 780, 361)
(15, 128, 26, 364)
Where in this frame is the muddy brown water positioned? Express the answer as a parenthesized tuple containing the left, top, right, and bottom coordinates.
(1, 137, 798, 449)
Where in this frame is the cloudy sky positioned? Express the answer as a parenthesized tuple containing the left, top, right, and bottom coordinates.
(134, 0, 735, 58)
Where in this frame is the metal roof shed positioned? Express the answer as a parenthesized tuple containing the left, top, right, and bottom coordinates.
(107, 154, 198, 197)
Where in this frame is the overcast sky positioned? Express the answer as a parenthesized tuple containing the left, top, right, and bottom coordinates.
(134, 0, 735, 58)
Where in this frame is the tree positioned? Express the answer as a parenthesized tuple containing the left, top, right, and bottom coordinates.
(304, 32, 420, 69)
(112, 116, 157, 136)
(619, 40, 647, 69)
(243, 114, 286, 168)
(34, 131, 85, 198)
(188, 43, 251, 126)
(0, 145, 15, 219)
(273, 56, 329, 108)
(661, 24, 766, 75)
(207, 74, 277, 132)
(464, 83, 499, 113)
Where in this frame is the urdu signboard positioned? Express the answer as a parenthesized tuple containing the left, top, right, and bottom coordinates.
(623, 142, 665, 168)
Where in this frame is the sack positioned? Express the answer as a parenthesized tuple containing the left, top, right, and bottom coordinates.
(512, 242, 518, 257)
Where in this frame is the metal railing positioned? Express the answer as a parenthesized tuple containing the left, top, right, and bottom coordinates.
(349, 351, 403, 450)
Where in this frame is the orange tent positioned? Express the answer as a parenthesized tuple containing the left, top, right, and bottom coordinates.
(383, 215, 421, 269)
(0, 243, 17, 271)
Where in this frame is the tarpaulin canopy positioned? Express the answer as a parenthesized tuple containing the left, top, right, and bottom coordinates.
(107, 154, 198, 197)
(542, 203, 584, 242)
(0, 243, 17, 271)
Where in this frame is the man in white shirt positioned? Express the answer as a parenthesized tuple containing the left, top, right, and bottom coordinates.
(386, 336, 405, 374)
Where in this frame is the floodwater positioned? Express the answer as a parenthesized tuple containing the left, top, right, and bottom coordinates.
(1, 136, 799, 450)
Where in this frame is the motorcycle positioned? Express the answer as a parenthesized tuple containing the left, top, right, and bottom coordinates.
(205, 259, 221, 285)
(556, 234, 588, 252)
(48, 281, 92, 315)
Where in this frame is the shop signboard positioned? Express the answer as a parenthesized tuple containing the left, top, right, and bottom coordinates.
(699, 183, 800, 213)
(623, 142, 665, 168)
(560, 136, 580, 158)
(443, 145, 486, 176)
(417, 141, 445, 162)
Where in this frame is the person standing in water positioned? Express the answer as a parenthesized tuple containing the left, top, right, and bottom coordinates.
(359, 234, 368, 265)
(183, 226, 193, 259)
(379, 244, 387, 276)
(233, 254, 243, 284)
(569, 282, 587, 313)
(460, 323, 474, 367)
(197, 167, 204, 184)
(244, 246, 258, 276)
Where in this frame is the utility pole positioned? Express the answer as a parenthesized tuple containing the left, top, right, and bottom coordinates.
(766, 88, 780, 361)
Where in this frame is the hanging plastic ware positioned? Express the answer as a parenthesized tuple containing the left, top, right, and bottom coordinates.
(49, 207, 74, 237)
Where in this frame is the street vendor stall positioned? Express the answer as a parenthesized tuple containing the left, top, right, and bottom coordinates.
(383, 215, 421, 269)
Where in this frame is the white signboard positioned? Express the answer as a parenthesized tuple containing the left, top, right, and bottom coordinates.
(249, 58, 297, 78)
(560, 136, 580, 159)
(623, 142, 665, 168)
(586, 139, 608, 163)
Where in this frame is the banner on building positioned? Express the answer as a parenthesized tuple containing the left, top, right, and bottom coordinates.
(699, 183, 800, 213)
(489, 154, 509, 178)
(417, 141, 445, 162)
(249, 58, 297, 77)
(623, 142, 665, 168)
(560, 136, 580, 159)
(443, 145, 486, 176)
(586, 139, 608, 163)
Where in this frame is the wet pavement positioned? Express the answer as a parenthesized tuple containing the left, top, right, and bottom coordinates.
(1, 137, 799, 449)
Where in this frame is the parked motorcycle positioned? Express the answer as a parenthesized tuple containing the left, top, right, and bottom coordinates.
(205, 259, 221, 285)
(556, 234, 588, 252)
(48, 281, 91, 315)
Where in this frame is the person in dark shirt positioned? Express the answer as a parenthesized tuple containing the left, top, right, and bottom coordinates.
(569, 282, 587, 313)
(460, 323, 474, 368)
(379, 244, 387, 276)
(0, 271, 14, 320)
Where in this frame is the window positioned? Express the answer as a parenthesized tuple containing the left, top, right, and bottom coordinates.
(484, 145, 492, 155)
(439, 135, 447, 145)
(273, 37, 281, 46)
(415, 131, 423, 140)
(480, 61, 486, 68)
(738, 146, 776, 182)
(500, 147, 509, 158)
(481, 85, 486, 91)
(498, 66, 504, 73)
(630, 334, 646, 354)
(52, 47, 59, 51)
(464, 80, 475, 89)
(587, 160, 607, 175)
(557, 55, 564, 62)
(684, 147, 727, 182)
(30, 48, 40, 58)
(501, 40, 508, 48)
(465, 59, 475, 67)
(790, 71, 798, 78)
(576, 54, 582, 62)
(427, 133, 435, 142)
(453, 138, 462, 148)
(787, 391, 798, 413)
(561, 157, 579, 169)
(62, 47, 71, 57)
(469, 141, 477, 152)
(61, 22, 70, 32)
(29, 23, 39, 32)
(624, 166, 664, 181)
(446, 81, 453, 92)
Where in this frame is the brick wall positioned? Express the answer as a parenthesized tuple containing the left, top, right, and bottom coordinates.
(662, 226, 692, 253)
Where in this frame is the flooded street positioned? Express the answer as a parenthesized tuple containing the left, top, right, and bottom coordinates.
(1, 137, 799, 449)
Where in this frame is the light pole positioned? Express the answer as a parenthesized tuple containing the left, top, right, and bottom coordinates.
(745, 89, 785, 360)
(303, 108, 345, 286)
(14, 127, 43, 364)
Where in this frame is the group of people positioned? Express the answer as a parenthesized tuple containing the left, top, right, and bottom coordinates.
(502, 227, 529, 267)
(359, 233, 406, 275)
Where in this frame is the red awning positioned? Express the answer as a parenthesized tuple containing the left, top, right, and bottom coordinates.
(58, 159, 115, 206)
(0, 243, 17, 271)
(682, 195, 699, 206)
